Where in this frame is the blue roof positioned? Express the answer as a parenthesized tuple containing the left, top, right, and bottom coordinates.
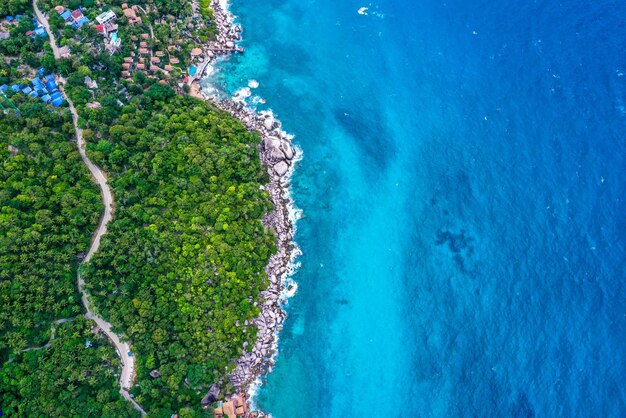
(34, 27, 46, 36)
(76, 16, 89, 27)
(41, 94, 52, 103)
(51, 91, 63, 100)
(45, 74, 55, 82)
(11, 84, 21, 92)
(31, 77, 42, 85)
(22, 87, 33, 94)
(0, 85, 7, 92)
(52, 97, 64, 107)
(37, 68, 46, 76)
(15, 15, 22, 20)
(61, 11, 72, 20)
(5, 16, 14, 22)
(29, 91, 39, 98)
(46, 80, 58, 91)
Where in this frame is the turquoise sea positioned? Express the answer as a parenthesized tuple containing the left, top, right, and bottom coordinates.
(210, 0, 626, 416)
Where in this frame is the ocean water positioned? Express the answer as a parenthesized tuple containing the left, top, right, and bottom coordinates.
(209, 0, 626, 416)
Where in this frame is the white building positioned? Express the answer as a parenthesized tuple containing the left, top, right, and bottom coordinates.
(96, 10, 116, 25)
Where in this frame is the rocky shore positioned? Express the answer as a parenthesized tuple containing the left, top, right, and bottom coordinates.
(192, 1, 300, 415)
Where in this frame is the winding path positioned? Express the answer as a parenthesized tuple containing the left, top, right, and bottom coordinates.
(33, 1, 146, 415)
(23, 318, 75, 352)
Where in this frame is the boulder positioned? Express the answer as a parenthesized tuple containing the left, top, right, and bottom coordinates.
(201, 383, 220, 405)
(264, 137, 285, 160)
(280, 141, 294, 159)
(226, 41, 235, 49)
(274, 161, 289, 176)
(263, 118, 274, 130)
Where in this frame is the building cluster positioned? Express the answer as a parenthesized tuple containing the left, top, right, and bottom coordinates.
(93, 10, 121, 53)
(0, 15, 22, 40)
(120, 33, 182, 81)
(121, 3, 143, 25)
(1, 69, 65, 107)
(55, 6, 90, 29)
(212, 395, 248, 418)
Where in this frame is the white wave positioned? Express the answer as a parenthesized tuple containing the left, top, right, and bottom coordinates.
(233, 87, 252, 102)
(248, 79, 260, 88)
(358, 6, 369, 15)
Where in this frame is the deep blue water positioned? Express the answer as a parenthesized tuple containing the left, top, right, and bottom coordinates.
(211, 0, 626, 415)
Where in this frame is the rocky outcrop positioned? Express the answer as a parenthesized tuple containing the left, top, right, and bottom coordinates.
(211, 101, 299, 395)
(201, 383, 221, 405)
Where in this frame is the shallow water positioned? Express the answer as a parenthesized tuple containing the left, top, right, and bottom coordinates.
(211, 0, 626, 415)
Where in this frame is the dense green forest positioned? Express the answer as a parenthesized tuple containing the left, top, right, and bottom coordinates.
(79, 85, 275, 414)
(0, 0, 31, 18)
(0, 101, 100, 356)
(0, 318, 137, 417)
(0, 101, 136, 416)
(1, 0, 274, 414)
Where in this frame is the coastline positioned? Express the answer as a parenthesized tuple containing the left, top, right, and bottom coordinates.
(189, 1, 301, 415)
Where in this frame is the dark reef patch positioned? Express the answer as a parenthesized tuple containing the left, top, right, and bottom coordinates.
(333, 98, 395, 170)
(435, 228, 476, 275)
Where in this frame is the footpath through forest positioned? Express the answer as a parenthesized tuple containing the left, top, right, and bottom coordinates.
(33, 1, 146, 415)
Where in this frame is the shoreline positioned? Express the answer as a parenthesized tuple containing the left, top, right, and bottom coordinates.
(190, 1, 300, 415)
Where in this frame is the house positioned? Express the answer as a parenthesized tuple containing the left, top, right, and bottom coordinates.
(54, 5, 65, 13)
(86, 101, 102, 109)
(149, 65, 159, 72)
(170, 57, 180, 64)
(122, 63, 131, 70)
(33, 27, 47, 37)
(41, 94, 52, 103)
(141, 33, 149, 39)
(123, 57, 133, 63)
(50, 91, 63, 101)
(136, 63, 145, 70)
(52, 97, 64, 107)
(84, 76, 98, 89)
(96, 10, 116, 25)
(122, 3, 129, 10)
(59, 46, 71, 58)
(0, 84, 7, 92)
(156, 51, 165, 57)
(164, 64, 174, 71)
(60, 10, 72, 21)
(75, 16, 90, 28)
(121, 70, 131, 77)
(150, 56, 160, 63)
(71, 10, 84, 21)
(123, 8, 137, 19)
(0, 32, 9, 40)
(139, 41, 148, 48)
(94, 24, 106, 35)
(45, 79, 58, 92)
(139, 48, 149, 55)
